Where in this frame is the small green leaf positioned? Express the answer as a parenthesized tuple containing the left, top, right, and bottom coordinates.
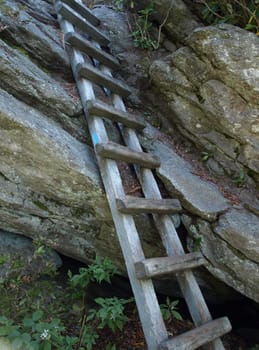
(32, 310, 43, 322)
(172, 310, 183, 321)
(23, 318, 34, 328)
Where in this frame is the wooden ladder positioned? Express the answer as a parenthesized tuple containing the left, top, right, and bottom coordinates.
(54, 1, 232, 348)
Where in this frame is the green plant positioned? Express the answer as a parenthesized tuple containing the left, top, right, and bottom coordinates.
(199, 0, 259, 34)
(160, 297, 183, 323)
(0, 256, 133, 349)
(0, 311, 78, 350)
(68, 256, 118, 290)
(68, 257, 132, 349)
(87, 297, 133, 332)
(194, 236, 203, 252)
(78, 325, 99, 350)
(131, 1, 156, 49)
(201, 150, 213, 162)
(113, 0, 124, 11)
(232, 168, 247, 186)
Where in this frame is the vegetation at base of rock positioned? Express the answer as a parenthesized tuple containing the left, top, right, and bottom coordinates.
(130, 2, 157, 49)
(113, 0, 162, 49)
(114, 0, 259, 51)
(160, 298, 183, 323)
(232, 168, 247, 187)
(201, 150, 213, 162)
(0, 256, 134, 349)
(0, 252, 184, 349)
(199, 0, 259, 34)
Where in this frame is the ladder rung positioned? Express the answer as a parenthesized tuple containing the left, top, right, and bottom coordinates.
(56, 2, 110, 46)
(159, 317, 231, 350)
(77, 62, 132, 97)
(135, 253, 206, 279)
(87, 99, 145, 130)
(65, 32, 119, 70)
(96, 142, 160, 168)
(117, 197, 182, 214)
(59, 0, 100, 26)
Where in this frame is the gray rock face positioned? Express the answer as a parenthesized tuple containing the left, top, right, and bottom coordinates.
(142, 131, 230, 220)
(0, 88, 114, 262)
(214, 209, 259, 263)
(0, 39, 88, 143)
(149, 24, 259, 181)
(0, 0, 69, 75)
(182, 213, 259, 303)
(0, 0, 163, 273)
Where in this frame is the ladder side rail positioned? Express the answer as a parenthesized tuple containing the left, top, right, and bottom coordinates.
(118, 115, 226, 350)
(92, 65, 226, 349)
(57, 6, 228, 348)
(121, 125, 226, 350)
(56, 11, 168, 350)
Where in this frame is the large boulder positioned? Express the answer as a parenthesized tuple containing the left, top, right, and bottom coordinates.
(141, 127, 259, 302)
(149, 24, 259, 183)
(182, 209, 259, 303)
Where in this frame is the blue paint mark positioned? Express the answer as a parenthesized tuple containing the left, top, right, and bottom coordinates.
(92, 132, 99, 146)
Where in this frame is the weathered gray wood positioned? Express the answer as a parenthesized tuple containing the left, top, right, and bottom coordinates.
(116, 197, 182, 214)
(135, 253, 207, 279)
(55, 2, 109, 46)
(113, 75, 229, 350)
(159, 317, 232, 350)
(56, 4, 230, 348)
(77, 62, 132, 97)
(60, 0, 100, 26)
(65, 32, 119, 70)
(56, 8, 169, 349)
(87, 99, 145, 130)
(96, 142, 161, 168)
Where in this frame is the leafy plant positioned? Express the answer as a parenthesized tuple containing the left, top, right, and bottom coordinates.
(113, 0, 124, 12)
(131, 1, 156, 49)
(0, 311, 77, 350)
(68, 257, 132, 349)
(232, 168, 247, 186)
(87, 297, 133, 332)
(68, 256, 118, 290)
(78, 325, 99, 350)
(0, 256, 133, 349)
(160, 298, 183, 323)
(201, 151, 213, 162)
(199, 0, 259, 34)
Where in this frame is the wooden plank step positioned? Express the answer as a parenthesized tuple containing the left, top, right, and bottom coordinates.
(65, 32, 119, 70)
(55, 2, 110, 46)
(87, 99, 145, 130)
(159, 317, 232, 350)
(134, 253, 206, 279)
(116, 196, 181, 214)
(60, 0, 100, 26)
(96, 141, 161, 168)
(56, 4, 230, 349)
(77, 62, 132, 97)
